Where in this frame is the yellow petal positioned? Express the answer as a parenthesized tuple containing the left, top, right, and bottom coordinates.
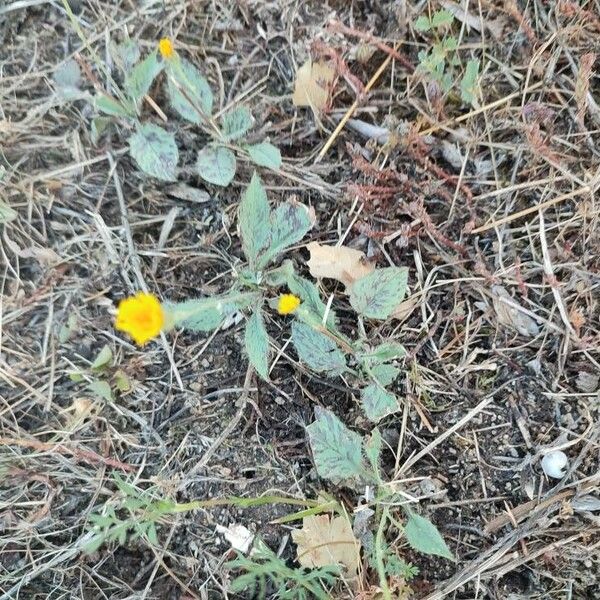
(115, 293, 164, 346)
(277, 294, 301, 315)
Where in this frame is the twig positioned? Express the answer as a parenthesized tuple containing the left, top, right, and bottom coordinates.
(316, 46, 398, 162)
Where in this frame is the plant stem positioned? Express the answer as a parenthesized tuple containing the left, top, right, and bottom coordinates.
(375, 506, 392, 600)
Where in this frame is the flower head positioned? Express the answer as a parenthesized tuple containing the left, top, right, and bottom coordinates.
(158, 38, 175, 60)
(277, 294, 301, 315)
(115, 293, 164, 346)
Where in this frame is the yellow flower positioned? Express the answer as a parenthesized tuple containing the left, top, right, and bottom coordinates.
(115, 293, 164, 346)
(277, 294, 301, 315)
(158, 38, 175, 60)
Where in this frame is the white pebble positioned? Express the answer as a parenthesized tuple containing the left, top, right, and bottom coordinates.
(541, 451, 569, 479)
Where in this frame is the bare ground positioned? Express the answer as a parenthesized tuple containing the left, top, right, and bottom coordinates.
(1, 1, 599, 599)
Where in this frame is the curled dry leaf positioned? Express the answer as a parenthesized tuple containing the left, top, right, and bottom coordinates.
(291, 514, 360, 576)
(306, 242, 374, 289)
(292, 60, 335, 112)
(491, 285, 539, 337)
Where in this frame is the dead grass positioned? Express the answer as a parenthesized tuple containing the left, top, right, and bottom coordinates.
(1, 0, 599, 598)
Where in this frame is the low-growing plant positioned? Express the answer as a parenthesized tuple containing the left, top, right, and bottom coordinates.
(61, 0, 280, 185)
(226, 538, 339, 600)
(415, 8, 480, 106)
(113, 173, 408, 423)
(306, 410, 453, 598)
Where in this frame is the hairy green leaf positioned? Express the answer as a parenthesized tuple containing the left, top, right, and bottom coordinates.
(364, 342, 406, 363)
(257, 200, 313, 268)
(460, 59, 480, 106)
(246, 142, 282, 169)
(370, 364, 400, 386)
(307, 407, 367, 484)
(238, 172, 271, 268)
(349, 267, 408, 319)
(166, 58, 213, 123)
(414, 16, 432, 31)
(129, 123, 178, 181)
(94, 94, 133, 117)
(361, 384, 398, 422)
(88, 380, 113, 402)
(364, 428, 382, 474)
(196, 145, 236, 187)
(221, 105, 253, 141)
(404, 513, 454, 560)
(245, 310, 270, 380)
(291, 322, 346, 376)
(53, 58, 82, 100)
(91, 345, 113, 370)
(431, 9, 454, 28)
(124, 51, 162, 104)
(112, 39, 140, 72)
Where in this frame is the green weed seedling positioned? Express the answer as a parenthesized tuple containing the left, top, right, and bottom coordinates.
(66, 343, 131, 403)
(60, 1, 281, 185)
(226, 538, 339, 600)
(115, 173, 409, 423)
(306, 413, 453, 599)
(415, 8, 480, 106)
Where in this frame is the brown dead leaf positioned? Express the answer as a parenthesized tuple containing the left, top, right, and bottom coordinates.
(390, 294, 419, 322)
(292, 60, 335, 112)
(291, 514, 360, 576)
(491, 285, 540, 337)
(306, 242, 374, 289)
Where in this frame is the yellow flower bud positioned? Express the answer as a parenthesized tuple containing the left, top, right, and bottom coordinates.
(277, 294, 301, 315)
(158, 38, 175, 60)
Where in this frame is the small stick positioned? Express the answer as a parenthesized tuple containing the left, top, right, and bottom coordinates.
(316, 48, 397, 162)
(470, 184, 596, 234)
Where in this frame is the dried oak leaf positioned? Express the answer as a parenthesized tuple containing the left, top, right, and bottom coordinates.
(307, 241, 375, 289)
(291, 514, 360, 576)
(292, 60, 335, 112)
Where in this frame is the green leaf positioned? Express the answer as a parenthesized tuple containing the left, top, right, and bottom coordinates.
(364, 428, 383, 474)
(58, 314, 78, 343)
(166, 57, 213, 123)
(257, 200, 313, 268)
(221, 106, 253, 141)
(0, 200, 17, 223)
(370, 364, 400, 386)
(431, 9, 454, 28)
(165, 292, 258, 332)
(90, 117, 111, 145)
(113, 39, 140, 72)
(113, 369, 131, 392)
(246, 142, 282, 169)
(362, 342, 406, 364)
(245, 310, 270, 380)
(94, 94, 133, 117)
(53, 58, 82, 100)
(195, 145, 236, 187)
(349, 267, 408, 319)
(361, 384, 398, 422)
(88, 380, 113, 402)
(124, 51, 162, 104)
(291, 322, 346, 376)
(306, 407, 367, 484)
(128, 123, 178, 181)
(414, 16, 431, 31)
(286, 272, 336, 328)
(238, 172, 271, 268)
(404, 513, 454, 560)
(460, 59, 480, 106)
(91, 345, 113, 370)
